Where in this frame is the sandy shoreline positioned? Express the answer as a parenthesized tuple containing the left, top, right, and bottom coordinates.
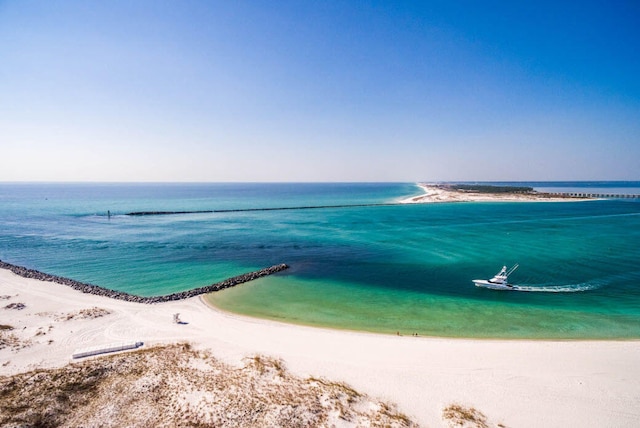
(400, 183, 593, 204)
(2, 269, 639, 427)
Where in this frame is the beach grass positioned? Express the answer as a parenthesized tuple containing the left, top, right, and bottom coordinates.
(0, 344, 417, 427)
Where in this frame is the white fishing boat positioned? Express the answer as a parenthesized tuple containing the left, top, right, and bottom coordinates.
(473, 264, 519, 290)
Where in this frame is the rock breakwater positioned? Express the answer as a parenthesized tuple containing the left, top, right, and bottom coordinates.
(0, 260, 289, 303)
(126, 203, 398, 216)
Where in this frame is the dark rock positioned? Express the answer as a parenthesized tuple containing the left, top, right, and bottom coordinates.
(0, 260, 289, 304)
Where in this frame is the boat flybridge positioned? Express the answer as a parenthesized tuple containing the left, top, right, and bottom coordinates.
(473, 264, 519, 290)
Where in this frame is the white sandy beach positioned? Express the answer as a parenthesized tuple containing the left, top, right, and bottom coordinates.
(400, 184, 590, 204)
(1, 268, 639, 427)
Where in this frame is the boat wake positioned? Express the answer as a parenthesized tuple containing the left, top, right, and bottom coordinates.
(507, 282, 601, 293)
(509, 270, 640, 293)
(473, 264, 605, 292)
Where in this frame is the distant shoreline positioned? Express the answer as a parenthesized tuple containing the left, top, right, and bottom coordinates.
(400, 183, 595, 204)
(123, 183, 595, 217)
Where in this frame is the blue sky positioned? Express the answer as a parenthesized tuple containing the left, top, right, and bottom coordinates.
(1, 1, 639, 181)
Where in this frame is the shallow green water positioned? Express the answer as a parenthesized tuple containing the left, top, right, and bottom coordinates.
(209, 275, 640, 339)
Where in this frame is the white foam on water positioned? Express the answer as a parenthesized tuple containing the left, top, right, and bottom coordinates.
(509, 282, 601, 293)
(509, 270, 640, 293)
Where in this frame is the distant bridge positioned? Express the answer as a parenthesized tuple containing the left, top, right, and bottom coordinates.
(550, 192, 640, 199)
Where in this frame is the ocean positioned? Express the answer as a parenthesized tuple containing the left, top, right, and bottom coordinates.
(1, 182, 639, 339)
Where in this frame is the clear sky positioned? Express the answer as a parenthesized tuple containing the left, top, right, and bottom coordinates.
(1, 1, 639, 182)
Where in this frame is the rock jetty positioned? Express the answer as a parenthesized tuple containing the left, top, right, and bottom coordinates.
(126, 203, 398, 216)
(0, 260, 289, 304)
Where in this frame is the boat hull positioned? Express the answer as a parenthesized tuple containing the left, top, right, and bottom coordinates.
(472, 279, 514, 290)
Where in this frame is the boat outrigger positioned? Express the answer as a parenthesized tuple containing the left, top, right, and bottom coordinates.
(473, 264, 519, 290)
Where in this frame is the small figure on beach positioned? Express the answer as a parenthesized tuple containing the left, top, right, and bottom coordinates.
(173, 313, 181, 324)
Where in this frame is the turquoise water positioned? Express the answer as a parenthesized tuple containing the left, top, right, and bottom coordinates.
(1, 182, 639, 339)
